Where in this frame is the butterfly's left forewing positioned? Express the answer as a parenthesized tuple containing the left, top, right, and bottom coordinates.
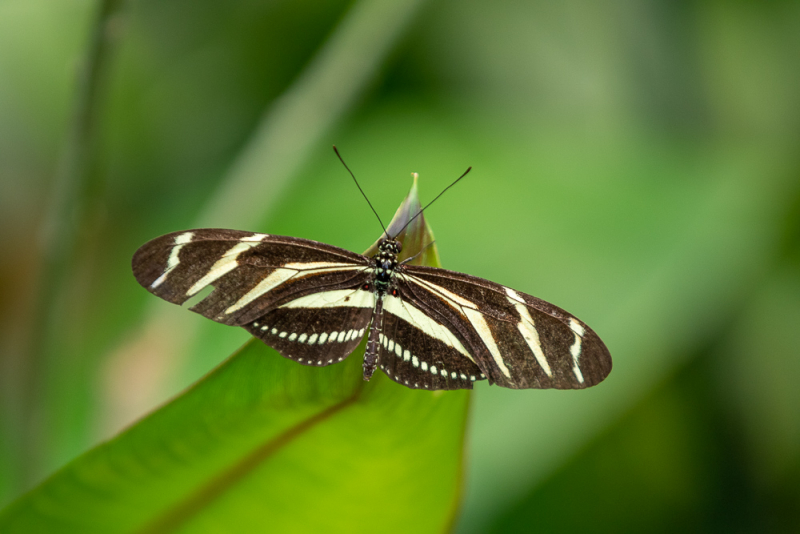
(398, 266, 612, 389)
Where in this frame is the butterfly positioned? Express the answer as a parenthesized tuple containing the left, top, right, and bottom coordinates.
(132, 149, 612, 391)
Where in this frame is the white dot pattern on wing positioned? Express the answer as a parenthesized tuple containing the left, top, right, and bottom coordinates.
(376, 333, 479, 383)
(255, 326, 364, 346)
(251, 287, 481, 380)
(255, 323, 481, 383)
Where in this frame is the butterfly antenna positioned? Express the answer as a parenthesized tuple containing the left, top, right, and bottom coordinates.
(394, 166, 472, 238)
(334, 146, 388, 237)
(400, 240, 437, 265)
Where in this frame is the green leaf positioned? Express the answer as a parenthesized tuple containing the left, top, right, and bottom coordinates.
(0, 181, 469, 533)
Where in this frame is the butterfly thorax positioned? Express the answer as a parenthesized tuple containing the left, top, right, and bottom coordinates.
(372, 239, 401, 294)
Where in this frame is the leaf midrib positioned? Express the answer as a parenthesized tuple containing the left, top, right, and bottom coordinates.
(137, 391, 362, 534)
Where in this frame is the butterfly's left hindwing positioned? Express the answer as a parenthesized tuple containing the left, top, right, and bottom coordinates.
(244, 284, 374, 367)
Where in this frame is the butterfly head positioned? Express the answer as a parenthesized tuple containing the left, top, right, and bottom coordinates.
(378, 238, 402, 255)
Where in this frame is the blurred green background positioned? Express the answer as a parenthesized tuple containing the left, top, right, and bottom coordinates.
(1, 0, 799, 531)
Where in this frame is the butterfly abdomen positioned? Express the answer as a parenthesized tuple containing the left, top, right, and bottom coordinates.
(363, 295, 384, 380)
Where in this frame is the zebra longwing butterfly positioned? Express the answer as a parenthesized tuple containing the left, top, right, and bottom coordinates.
(132, 152, 611, 391)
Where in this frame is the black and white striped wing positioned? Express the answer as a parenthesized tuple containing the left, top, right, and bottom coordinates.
(376, 295, 486, 390)
(244, 287, 374, 367)
(132, 229, 374, 366)
(392, 266, 612, 390)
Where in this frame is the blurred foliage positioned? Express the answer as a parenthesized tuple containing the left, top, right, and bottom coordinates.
(1, 0, 799, 532)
